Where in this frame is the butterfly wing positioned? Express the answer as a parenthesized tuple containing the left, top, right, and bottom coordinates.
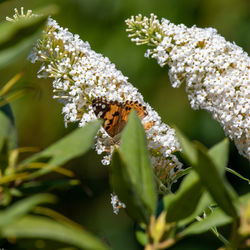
(121, 100, 148, 122)
(92, 98, 122, 137)
(92, 98, 149, 138)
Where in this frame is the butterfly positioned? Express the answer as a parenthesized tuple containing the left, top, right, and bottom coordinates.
(92, 97, 154, 141)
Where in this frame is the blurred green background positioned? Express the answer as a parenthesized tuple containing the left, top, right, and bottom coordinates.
(0, 0, 249, 249)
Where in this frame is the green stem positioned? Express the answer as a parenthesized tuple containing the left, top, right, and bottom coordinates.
(210, 227, 229, 246)
(226, 167, 250, 183)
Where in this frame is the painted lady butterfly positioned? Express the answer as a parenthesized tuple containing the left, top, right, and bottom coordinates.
(92, 97, 154, 139)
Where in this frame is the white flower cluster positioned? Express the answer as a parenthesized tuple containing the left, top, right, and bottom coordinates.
(110, 193, 126, 215)
(126, 14, 250, 161)
(27, 18, 182, 187)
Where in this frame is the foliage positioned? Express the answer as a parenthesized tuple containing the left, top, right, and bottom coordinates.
(110, 113, 250, 250)
(0, 7, 110, 249)
(0, 2, 249, 250)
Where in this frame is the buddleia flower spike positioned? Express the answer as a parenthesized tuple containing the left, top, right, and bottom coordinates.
(25, 13, 183, 190)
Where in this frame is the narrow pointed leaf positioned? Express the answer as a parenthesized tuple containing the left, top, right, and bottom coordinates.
(0, 137, 9, 172)
(0, 6, 58, 70)
(176, 130, 237, 218)
(20, 120, 102, 175)
(178, 191, 212, 227)
(174, 126, 197, 165)
(181, 193, 250, 237)
(0, 72, 23, 97)
(0, 193, 55, 227)
(20, 179, 80, 195)
(111, 150, 150, 222)
(194, 144, 237, 218)
(0, 6, 57, 48)
(110, 111, 157, 223)
(164, 171, 203, 222)
(181, 207, 232, 237)
(208, 138, 229, 176)
(0, 215, 109, 250)
(0, 104, 17, 149)
(0, 31, 41, 70)
(120, 111, 156, 214)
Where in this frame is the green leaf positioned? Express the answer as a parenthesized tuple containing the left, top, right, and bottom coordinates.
(110, 111, 157, 223)
(0, 193, 56, 227)
(20, 179, 80, 195)
(120, 111, 157, 215)
(0, 88, 28, 107)
(208, 138, 229, 176)
(181, 193, 250, 237)
(164, 171, 203, 222)
(178, 192, 212, 227)
(0, 137, 9, 172)
(0, 72, 23, 98)
(0, 215, 109, 250)
(0, 30, 41, 70)
(20, 120, 102, 176)
(175, 129, 237, 218)
(0, 104, 17, 149)
(181, 207, 232, 237)
(174, 126, 197, 165)
(136, 230, 148, 246)
(170, 167, 192, 184)
(111, 150, 148, 222)
(194, 143, 237, 218)
(0, 6, 57, 48)
(0, 6, 58, 70)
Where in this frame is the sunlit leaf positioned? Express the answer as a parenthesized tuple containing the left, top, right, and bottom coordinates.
(175, 129, 237, 218)
(119, 111, 157, 215)
(20, 120, 102, 176)
(24, 162, 75, 178)
(110, 111, 157, 223)
(0, 89, 28, 107)
(194, 143, 237, 218)
(170, 167, 192, 184)
(1, 215, 109, 250)
(181, 207, 232, 237)
(0, 193, 56, 227)
(181, 193, 250, 237)
(111, 150, 149, 222)
(136, 230, 148, 246)
(0, 172, 29, 185)
(208, 138, 229, 176)
(0, 72, 23, 97)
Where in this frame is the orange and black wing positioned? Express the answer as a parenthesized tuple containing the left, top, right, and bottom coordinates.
(92, 98, 150, 138)
(92, 98, 122, 137)
(121, 100, 148, 122)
